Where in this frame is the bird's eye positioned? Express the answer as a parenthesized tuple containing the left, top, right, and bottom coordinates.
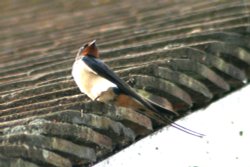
(83, 44, 89, 49)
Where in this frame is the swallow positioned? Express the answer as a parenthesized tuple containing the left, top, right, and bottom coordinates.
(72, 40, 204, 137)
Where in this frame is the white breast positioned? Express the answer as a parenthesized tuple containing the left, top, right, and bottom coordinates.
(72, 59, 117, 100)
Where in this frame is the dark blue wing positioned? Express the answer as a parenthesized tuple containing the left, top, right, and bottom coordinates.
(82, 56, 158, 112)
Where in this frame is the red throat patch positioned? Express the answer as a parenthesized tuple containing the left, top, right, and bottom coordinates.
(81, 40, 99, 58)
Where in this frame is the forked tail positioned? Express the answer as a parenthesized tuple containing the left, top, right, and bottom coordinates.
(147, 99, 205, 138)
(114, 93, 204, 137)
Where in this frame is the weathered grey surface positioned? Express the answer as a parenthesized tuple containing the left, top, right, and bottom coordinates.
(0, 0, 250, 166)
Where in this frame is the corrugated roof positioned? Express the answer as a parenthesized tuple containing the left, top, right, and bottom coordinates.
(0, 0, 250, 166)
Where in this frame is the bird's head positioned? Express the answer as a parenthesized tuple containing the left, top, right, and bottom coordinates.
(76, 40, 99, 59)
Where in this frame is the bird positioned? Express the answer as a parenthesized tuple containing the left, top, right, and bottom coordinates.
(72, 40, 204, 137)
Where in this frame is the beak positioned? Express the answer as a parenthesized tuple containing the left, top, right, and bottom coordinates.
(89, 40, 96, 46)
